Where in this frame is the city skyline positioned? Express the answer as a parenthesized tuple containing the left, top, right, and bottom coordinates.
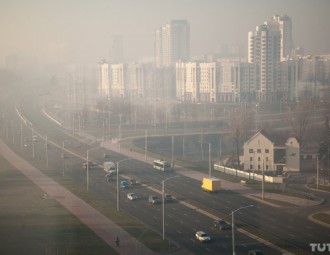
(1, 0, 329, 67)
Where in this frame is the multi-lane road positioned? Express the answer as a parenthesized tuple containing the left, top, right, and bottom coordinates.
(1, 88, 329, 255)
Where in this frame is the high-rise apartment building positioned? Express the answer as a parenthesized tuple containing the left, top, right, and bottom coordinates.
(267, 15, 293, 61)
(248, 24, 281, 102)
(98, 59, 110, 98)
(155, 20, 190, 67)
(199, 62, 216, 102)
(110, 63, 126, 98)
(248, 15, 294, 102)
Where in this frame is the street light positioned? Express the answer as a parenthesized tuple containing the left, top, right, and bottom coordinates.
(144, 129, 148, 160)
(261, 154, 265, 200)
(62, 139, 73, 177)
(230, 205, 254, 255)
(86, 146, 100, 191)
(171, 136, 174, 167)
(200, 141, 212, 177)
(116, 158, 131, 212)
(161, 175, 179, 240)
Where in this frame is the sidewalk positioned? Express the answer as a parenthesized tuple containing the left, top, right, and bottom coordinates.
(0, 139, 155, 255)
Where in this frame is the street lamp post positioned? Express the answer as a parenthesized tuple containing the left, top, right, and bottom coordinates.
(86, 150, 90, 191)
(316, 154, 319, 190)
(171, 136, 174, 167)
(208, 143, 211, 177)
(62, 139, 72, 176)
(199, 141, 212, 177)
(144, 129, 148, 160)
(45, 135, 49, 167)
(262, 154, 265, 200)
(231, 205, 254, 255)
(86, 146, 100, 192)
(161, 175, 179, 240)
(62, 141, 66, 176)
(117, 158, 131, 212)
(32, 129, 35, 159)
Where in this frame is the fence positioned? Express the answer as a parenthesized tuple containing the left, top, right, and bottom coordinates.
(213, 164, 283, 184)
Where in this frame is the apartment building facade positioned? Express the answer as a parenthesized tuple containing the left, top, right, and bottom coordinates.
(98, 59, 110, 98)
(155, 20, 190, 67)
(175, 60, 244, 103)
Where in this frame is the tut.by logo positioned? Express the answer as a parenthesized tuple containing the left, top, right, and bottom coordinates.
(310, 243, 330, 252)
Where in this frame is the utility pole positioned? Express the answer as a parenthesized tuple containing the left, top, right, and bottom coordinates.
(171, 136, 174, 167)
(144, 129, 148, 160)
(45, 135, 49, 167)
(208, 143, 212, 177)
(262, 154, 265, 200)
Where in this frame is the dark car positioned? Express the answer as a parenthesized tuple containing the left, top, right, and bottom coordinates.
(248, 250, 264, 255)
(214, 220, 231, 230)
(149, 195, 160, 204)
(82, 161, 97, 170)
(105, 173, 113, 182)
(164, 193, 173, 202)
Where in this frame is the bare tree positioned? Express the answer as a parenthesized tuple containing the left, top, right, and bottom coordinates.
(228, 106, 254, 169)
(319, 116, 330, 176)
(285, 99, 314, 149)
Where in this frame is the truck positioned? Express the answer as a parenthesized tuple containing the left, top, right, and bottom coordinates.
(201, 177, 221, 192)
(103, 161, 116, 173)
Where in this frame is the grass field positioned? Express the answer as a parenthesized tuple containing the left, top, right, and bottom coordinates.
(312, 212, 330, 225)
(0, 155, 118, 255)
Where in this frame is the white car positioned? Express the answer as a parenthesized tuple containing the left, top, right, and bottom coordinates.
(127, 193, 138, 200)
(195, 231, 211, 242)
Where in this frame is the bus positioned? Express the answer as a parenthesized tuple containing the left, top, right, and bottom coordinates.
(153, 160, 172, 171)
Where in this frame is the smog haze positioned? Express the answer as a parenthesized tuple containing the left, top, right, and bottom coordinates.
(1, 0, 329, 66)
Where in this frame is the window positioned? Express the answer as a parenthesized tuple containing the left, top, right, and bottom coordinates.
(250, 165, 253, 169)
(265, 149, 269, 153)
(257, 149, 261, 153)
(258, 157, 261, 161)
(250, 157, 253, 161)
(249, 149, 253, 153)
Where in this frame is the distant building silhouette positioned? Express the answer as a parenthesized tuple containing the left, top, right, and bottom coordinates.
(110, 35, 124, 64)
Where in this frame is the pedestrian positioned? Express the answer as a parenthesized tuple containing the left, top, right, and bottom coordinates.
(116, 236, 120, 247)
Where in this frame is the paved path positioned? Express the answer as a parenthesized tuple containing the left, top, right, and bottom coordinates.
(0, 139, 155, 255)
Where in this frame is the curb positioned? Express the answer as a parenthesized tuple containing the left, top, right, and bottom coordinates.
(308, 212, 330, 228)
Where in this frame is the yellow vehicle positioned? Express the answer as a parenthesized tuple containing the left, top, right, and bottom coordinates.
(201, 177, 221, 192)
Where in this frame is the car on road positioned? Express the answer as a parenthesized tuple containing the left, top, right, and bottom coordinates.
(149, 195, 160, 204)
(105, 173, 113, 182)
(214, 219, 231, 230)
(32, 135, 40, 142)
(164, 193, 173, 202)
(195, 231, 211, 242)
(129, 178, 137, 185)
(82, 161, 97, 170)
(103, 153, 110, 159)
(120, 180, 129, 189)
(127, 193, 138, 200)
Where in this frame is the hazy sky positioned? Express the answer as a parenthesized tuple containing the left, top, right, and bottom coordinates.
(1, 0, 329, 66)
